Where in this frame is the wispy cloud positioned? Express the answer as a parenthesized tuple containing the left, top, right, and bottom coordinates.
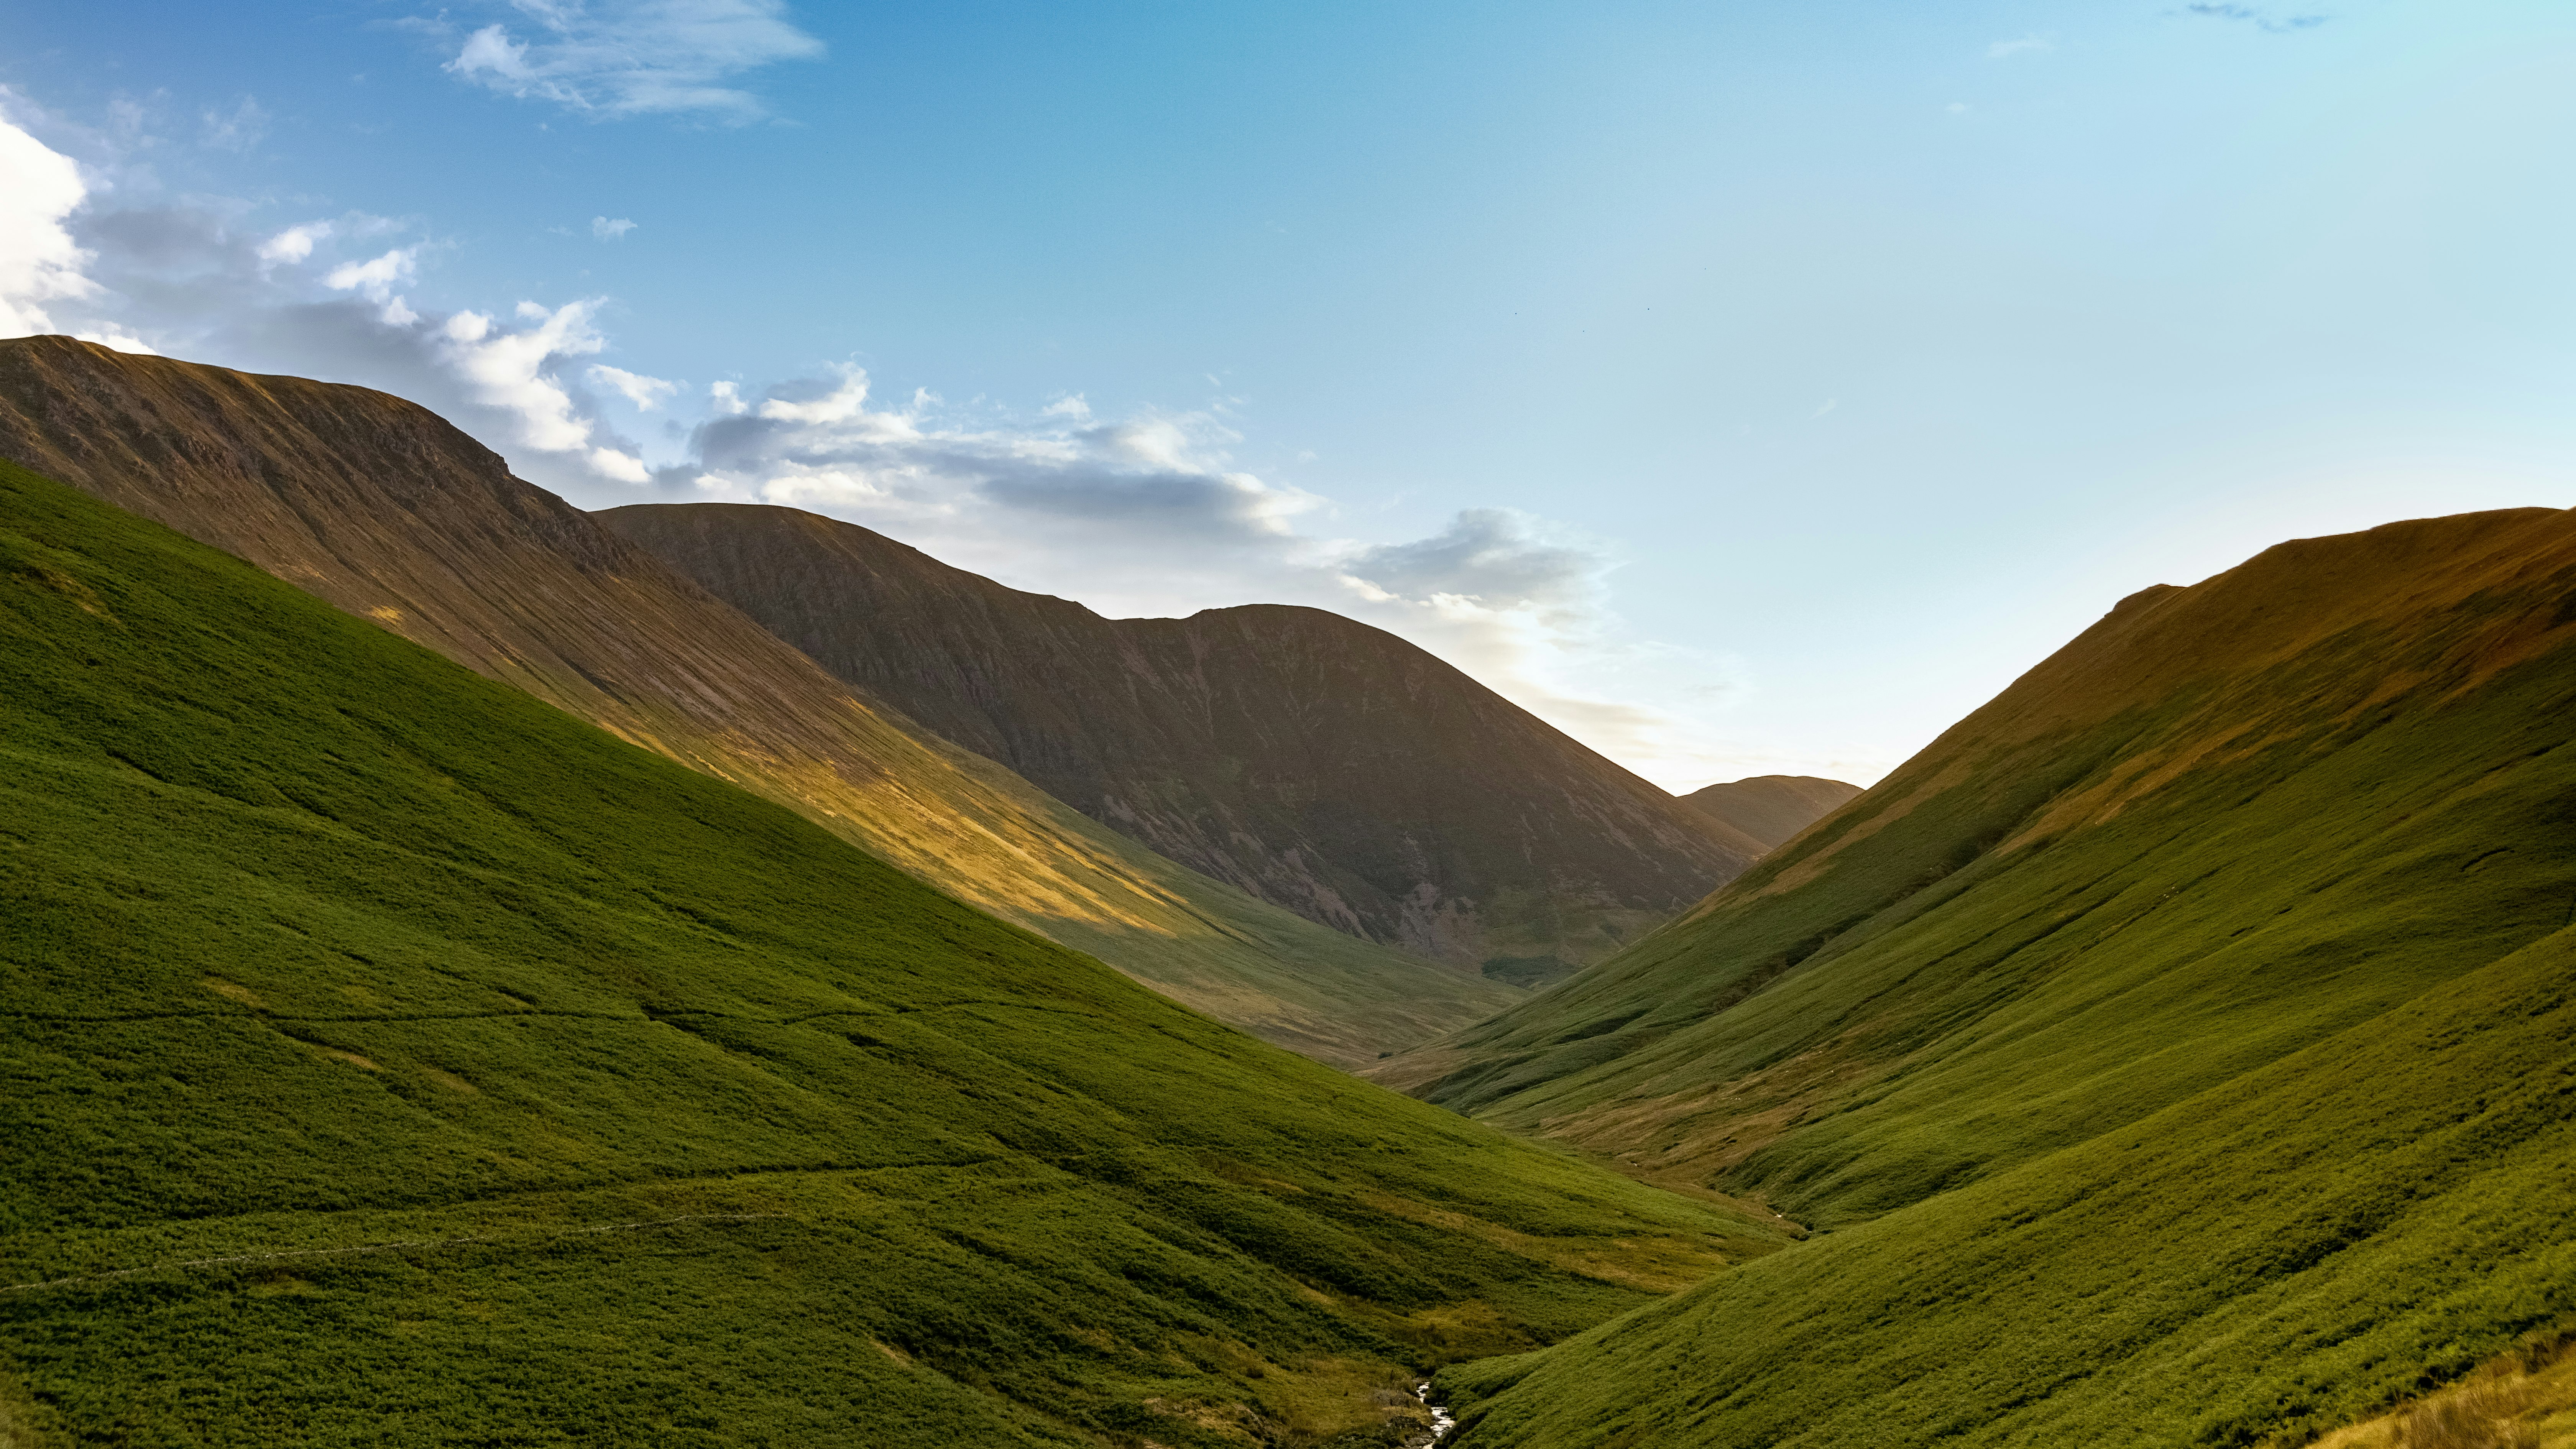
(590, 363, 676, 409)
(200, 96, 269, 152)
(2180, 4, 2328, 32)
(433, 0, 826, 120)
(591, 215, 636, 239)
(1987, 34, 2053, 59)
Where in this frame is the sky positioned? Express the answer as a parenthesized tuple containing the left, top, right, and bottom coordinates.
(2, 1, 2570, 790)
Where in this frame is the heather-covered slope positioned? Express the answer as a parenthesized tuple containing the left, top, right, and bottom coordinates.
(1370, 507, 2576, 1447)
(0, 458, 1781, 1447)
(0, 336, 1516, 1067)
(1382, 509, 2576, 1200)
(1677, 774, 1860, 851)
(599, 501, 1757, 982)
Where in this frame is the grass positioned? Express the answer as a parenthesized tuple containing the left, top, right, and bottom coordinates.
(0, 458, 1781, 1446)
(2292, 1326, 2576, 1449)
(1439, 921, 2576, 1448)
(1388, 509, 2576, 1446)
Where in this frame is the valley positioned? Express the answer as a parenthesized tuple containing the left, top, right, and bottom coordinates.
(0, 338, 2566, 1449)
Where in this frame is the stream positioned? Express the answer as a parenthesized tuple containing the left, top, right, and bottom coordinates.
(1413, 1382, 1455, 1444)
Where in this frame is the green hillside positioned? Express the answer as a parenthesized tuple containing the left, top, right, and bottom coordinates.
(0, 335, 1520, 1071)
(0, 457, 1781, 1447)
(1378, 509, 2576, 1446)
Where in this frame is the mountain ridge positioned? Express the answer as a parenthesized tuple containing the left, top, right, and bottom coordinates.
(0, 335, 1515, 1067)
(600, 499, 1760, 982)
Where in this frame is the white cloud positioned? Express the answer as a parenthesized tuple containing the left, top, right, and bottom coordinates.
(709, 379, 747, 414)
(590, 446, 651, 482)
(1988, 34, 2054, 58)
(590, 363, 677, 409)
(440, 1, 826, 120)
(592, 215, 636, 240)
(257, 221, 333, 266)
(70, 327, 158, 355)
(322, 245, 423, 323)
(437, 299, 610, 453)
(324, 245, 418, 302)
(0, 101, 102, 338)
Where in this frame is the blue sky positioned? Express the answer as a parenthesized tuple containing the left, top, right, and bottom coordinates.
(3, 1, 2571, 787)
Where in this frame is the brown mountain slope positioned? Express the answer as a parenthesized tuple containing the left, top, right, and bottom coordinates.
(0, 335, 1519, 1066)
(598, 501, 1759, 984)
(1679, 774, 1862, 851)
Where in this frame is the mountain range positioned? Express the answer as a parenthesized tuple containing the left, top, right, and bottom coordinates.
(5, 332, 2569, 1449)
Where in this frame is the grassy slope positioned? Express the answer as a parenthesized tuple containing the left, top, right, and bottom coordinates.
(0, 459, 1781, 1447)
(0, 335, 1520, 1070)
(1382, 508, 2576, 1446)
(1442, 924, 2576, 1448)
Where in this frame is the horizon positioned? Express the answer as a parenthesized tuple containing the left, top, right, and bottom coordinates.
(3, 0, 2569, 790)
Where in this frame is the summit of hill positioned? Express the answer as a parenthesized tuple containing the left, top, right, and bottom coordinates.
(599, 501, 1759, 986)
(1677, 775, 1860, 851)
(0, 335, 1516, 1067)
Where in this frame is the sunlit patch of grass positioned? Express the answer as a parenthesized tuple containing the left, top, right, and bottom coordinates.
(2303, 1327, 2576, 1449)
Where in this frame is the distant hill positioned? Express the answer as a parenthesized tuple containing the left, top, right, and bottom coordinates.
(1378, 508, 2576, 1447)
(0, 336, 1516, 1067)
(0, 457, 1781, 1446)
(1678, 774, 1861, 851)
(600, 501, 1758, 986)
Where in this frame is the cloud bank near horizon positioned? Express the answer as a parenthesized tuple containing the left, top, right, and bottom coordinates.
(0, 97, 1784, 792)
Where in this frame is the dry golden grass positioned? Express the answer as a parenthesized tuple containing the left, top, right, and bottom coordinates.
(2305, 1331, 2576, 1449)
